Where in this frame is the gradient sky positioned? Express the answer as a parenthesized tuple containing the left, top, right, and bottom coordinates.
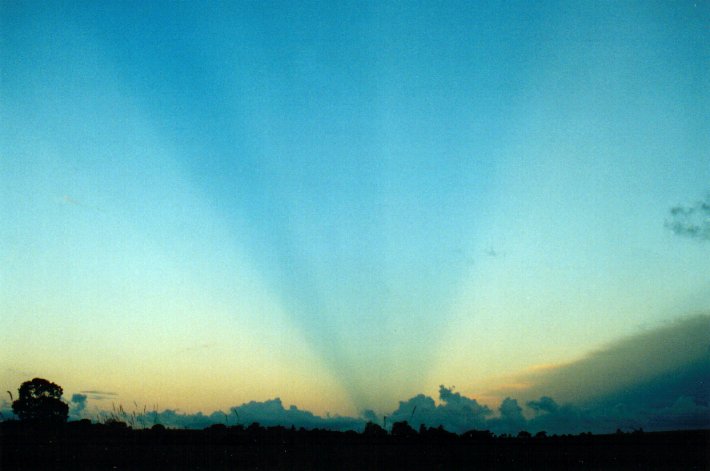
(1, 1, 708, 422)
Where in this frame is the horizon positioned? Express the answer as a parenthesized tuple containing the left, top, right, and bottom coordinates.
(1, 1, 708, 436)
(2, 313, 708, 435)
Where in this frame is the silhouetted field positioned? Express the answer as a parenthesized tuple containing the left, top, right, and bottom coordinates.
(1, 420, 708, 470)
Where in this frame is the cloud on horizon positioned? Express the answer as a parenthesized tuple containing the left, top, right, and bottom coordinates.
(81, 383, 707, 435)
(126, 398, 364, 431)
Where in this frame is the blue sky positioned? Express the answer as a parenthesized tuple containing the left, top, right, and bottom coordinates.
(1, 1, 708, 429)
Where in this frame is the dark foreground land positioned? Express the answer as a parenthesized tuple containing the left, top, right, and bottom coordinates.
(1, 420, 708, 470)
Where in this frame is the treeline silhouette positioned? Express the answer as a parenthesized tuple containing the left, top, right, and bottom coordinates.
(2, 419, 708, 469)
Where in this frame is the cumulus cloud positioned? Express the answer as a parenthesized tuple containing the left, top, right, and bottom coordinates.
(666, 194, 710, 241)
(139, 398, 365, 431)
(361, 409, 378, 423)
(228, 398, 363, 431)
(388, 386, 492, 433)
(69, 393, 88, 419)
(486, 397, 526, 434)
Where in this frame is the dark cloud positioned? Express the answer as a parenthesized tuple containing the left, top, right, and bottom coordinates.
(527, 396, 559, 414)
(506, 315, 710, 406)
(587, 355, 710, 411)
(666, 194, 710, 241)
(524, 399, 628, 435)
(487, 315, 710, 434)
(646, 396, 710, 430)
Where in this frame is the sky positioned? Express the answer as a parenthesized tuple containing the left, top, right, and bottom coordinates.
(1, 1, 708, 433)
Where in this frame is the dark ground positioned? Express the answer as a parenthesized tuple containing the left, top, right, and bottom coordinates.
(1, 420, 708, 470)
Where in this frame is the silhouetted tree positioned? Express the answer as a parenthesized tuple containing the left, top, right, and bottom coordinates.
(105, 418, 128, 429)
(461, 429, 494, 441)
(421, 424, 457, 441)
(363, 421, 387, 437)
(12, 378, 69, 423)
(390, 420, 417, 438)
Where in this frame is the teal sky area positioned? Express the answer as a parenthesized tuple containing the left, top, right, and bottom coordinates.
(1, 1, 708, 422)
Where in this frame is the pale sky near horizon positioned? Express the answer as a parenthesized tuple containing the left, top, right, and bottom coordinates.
(1, 1, 708, 418)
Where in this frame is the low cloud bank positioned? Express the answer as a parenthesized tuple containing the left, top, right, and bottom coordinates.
(73, 381, 708, 435)
(83, 398, 365, 432)
(226, 398, 363, 431)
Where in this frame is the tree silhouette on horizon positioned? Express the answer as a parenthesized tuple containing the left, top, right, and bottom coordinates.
(12, 378, 69, 423)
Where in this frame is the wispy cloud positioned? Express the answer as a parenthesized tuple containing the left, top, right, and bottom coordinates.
(80, 390, 119, 401)
(58, 194, 104, 212)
